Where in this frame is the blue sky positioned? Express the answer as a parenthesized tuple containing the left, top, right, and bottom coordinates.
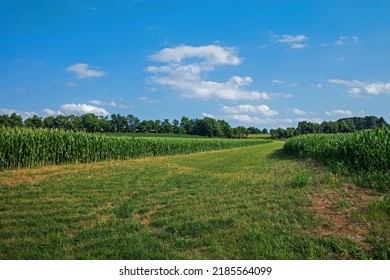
(1, 0, 390, 129)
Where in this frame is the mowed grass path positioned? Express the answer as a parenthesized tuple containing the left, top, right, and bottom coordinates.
(0, 142, 387, 259)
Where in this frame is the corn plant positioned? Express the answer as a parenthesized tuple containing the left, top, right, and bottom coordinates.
(0, 127, 271, 170)
(284, 128, 390, 190)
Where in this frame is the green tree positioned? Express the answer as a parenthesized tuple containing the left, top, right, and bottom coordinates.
(126, 114, 140, 132)
(161, 119, 173, 133)
(233, 126, 249, 138)
(81, 113, 100, 132)
(218, 120, 233, 138)
(0, 114, 10, 127)
(296, 121, 311, 135)
(247, 126, 261, 134)
(377, 117, 389, 128)
(180, 116, 193, 134)
(321, 121, 339, 134)
(111, 114, 127, 132)
(172, 119, 182, 134)
(43, 116, 55, 129)
(9, 113, 23, 127)
(338, 120, 355, 133)
(154, 120, 161, 133)
(68, 115, 82, 131)
(24, 115, 43, 128)
(197, 117, 222, 137)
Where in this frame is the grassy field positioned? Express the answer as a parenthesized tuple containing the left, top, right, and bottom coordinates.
(1, 141, 388, 259)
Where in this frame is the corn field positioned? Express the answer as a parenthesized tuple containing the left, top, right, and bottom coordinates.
(284, 128, 390, 190)
(0, 127, 270, 170)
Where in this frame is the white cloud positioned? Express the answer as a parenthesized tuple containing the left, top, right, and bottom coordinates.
(146, 44, 271, 101)
(59, 103, 109, 116)
(222, 104, 278, 116)
(272, 79, 285, 84)
(138, 96, 158, 104)
(0, 108, 38, 119)
(348, 88, 364, 98)
(149, 44, 242, 65)
(320, 36, 359, 48)
(0, 105, 109, 119)
(272, 34, 309, 49)
(225, 114, 292, 125)
(329, 79, 365, 87)
(282, 93, 294, 98)
(364, 83, 390, 95)
(325, 110, 353, 116)
(89, 99, 127, 108)
(272, 79, 298, 87)
(329, 78, 390, 96)
(89, 100, 103, 106)
(66, 63, 106, 79)
(42, 108, 61, 117)
(202, 113, 215, 119)
(335, 35, 359, 46)
(295, 117, 323, 124)
(292, 108, 307, 116)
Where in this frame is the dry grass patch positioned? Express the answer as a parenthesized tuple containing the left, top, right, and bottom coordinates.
(305, 183, 380, 250)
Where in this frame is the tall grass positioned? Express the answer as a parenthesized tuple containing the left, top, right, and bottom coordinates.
(284, 128, 390, 191)
(0, 127, 271, 170)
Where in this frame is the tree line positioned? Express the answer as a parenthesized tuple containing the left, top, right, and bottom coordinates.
(0, 113, 256, 138)
(270, 116, 389, 139)
(2, 113, 387, 139)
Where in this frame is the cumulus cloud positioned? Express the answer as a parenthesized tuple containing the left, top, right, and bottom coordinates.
(59, 104, 109, 115)
(325, 110, 353, 116)
(42, 108, 61, 117)
(149, 44, 242, 65)
(0, 108, 38, 119)
(271, 34, 309, 49)
(329, 78, 390, 96)
(66, 63, 106, 79)
(146, 44, 271, 101)
(1, 105, 109, 118)
(222, 105, 278, 116)
(292, 108, 307, 116)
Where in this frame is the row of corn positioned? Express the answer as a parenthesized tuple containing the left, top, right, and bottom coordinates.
(284, 128, 390, 190)
(0, 127, 270, 170)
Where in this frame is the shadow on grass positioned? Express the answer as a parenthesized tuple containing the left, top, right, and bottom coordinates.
(267, 148, 296, 161)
